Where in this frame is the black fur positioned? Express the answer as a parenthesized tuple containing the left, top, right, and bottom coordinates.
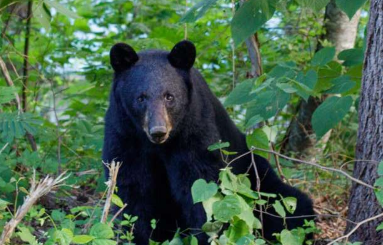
(102, 41, 314, 245)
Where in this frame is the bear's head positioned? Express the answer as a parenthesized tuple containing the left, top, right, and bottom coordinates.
(110, 40, 196, 144)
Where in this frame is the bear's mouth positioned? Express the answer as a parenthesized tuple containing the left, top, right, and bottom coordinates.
(148, 134, 169, 144)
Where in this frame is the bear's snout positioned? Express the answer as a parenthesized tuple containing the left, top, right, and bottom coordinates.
(144, 105, 172, 144)
(149, 126, 167, 143)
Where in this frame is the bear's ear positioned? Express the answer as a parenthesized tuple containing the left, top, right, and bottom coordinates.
(168, 40, 196, 70)
(110, 43, 139, 72)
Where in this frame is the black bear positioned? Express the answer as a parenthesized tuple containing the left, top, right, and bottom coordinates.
(102, 40, 314, 244)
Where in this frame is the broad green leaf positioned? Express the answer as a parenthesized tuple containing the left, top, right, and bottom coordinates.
(312, 96, 353, 138)
(315, 61, 343, 92)
(17, 227, 39, 245)
(325, 76, 356, 94)
(191, 179, 218, 204)
(246, 128, 269, 158)
(276, 83, 297, 93)
(213, 195, 242, 222)
(180, 0, 218, 23)
(72, 235, 94, 244)
(208, 142, 230, 151)
(44, 0, 79, 19)
(280, 229, 303, 245)
(245, 115, 264, 130)
(246, 89, 290, 121)
(295, 70, 317, 101)
(54, 229, 73, 245)
(202, 221, 223, 237)
(296, 0, 330, 12)
(224, 79, 254, 107)
(231, 0, 277, 46)
(335, 0, 367, 19)
(226, 219, 249, 242)
(236, 234, 256, 245)
(203, 194, 223, 221)
(311, 47, 336, 66)
(338, 48, 364, 66)
(281, 196, 297, 214)
(90, 223, 114, 239)
(378, 161, 383, 176)
(272, 200, 286, 218)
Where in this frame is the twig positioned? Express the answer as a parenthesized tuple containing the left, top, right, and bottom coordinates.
(0, 143, 9, 155)
(0, 170, 69, 244)
(101, 161, 122, 223)
(0, 57, 22, 112)
(108, 203, 128, 225)
(250, 150, 264, 237)
(270, 143, 292, 185)
(250, 147, 376, 190)
(327, 212, 383, 245)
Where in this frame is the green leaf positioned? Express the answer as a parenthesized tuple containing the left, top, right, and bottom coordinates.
(315, 61, 343, 92)
(180, 0, 218, 23)
(224, 79, 254, 107)
(202, 221, 223, 237)
(231, 0, 277, 46)
(227, 219, 249, 242)
(44, 0, 79, 19)
(92, 239, 117, 245)
(213, 195, 242, 222)
(245, 115, 264, 130)
(17, 227, 38, 245)
(246, 128, 269, 158)
(72, 235, 95, 244)
(0, 87, 18, 105)
(191, 179, 218, 204)
(378, 161, 383, 176)
(338, 48, 364, 66)
(377, 222, 383, 231)
(111, 194, 124, 208)
(325, 76, 356, 94)
(280, 229, 303, 245)
(90, 223, 114, 239)
(33, 2, 51, 32)
(246, 89, 290, 121)
(335, 0, 367, 19)
(208, 142, 230, 151)
(311, 47, 336, 66)
(312, 96, 353, 138)
(54, 229, 73, 245)
(272, 200, 286, 218)
(236, 234, 255, 245)
(295, 0, 330, 12)
(281, 197, 297, 214)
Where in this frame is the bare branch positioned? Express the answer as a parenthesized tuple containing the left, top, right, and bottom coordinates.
(101, 161, 122, 223)
(0, 171, 69, 244)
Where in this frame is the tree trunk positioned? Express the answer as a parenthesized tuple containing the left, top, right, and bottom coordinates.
(281, 0, 361, 157)
(346, 1, 383, 243)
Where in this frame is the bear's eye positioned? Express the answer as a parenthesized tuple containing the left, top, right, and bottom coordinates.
(165, 94, 174, 102)
(137, 95, 146, 103)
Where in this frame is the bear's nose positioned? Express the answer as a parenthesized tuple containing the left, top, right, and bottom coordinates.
(149, 126, 167, 138)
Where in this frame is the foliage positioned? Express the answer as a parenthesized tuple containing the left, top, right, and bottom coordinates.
(0, 0, 372, 244)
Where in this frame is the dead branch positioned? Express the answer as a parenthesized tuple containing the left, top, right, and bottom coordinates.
(250, 147, 376, 190)
(0, 171, 69, 244)
(327, 212, 383, 245)
(101, 161, 122, 223)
